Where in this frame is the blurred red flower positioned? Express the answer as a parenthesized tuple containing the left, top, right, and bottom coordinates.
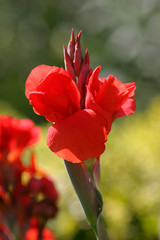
(0, 116, 40, 162)
(13, 173, 58, 226)
(25, 227, 56, 240)
(0, 115, 58, 239)
(26, 176, 58, 218)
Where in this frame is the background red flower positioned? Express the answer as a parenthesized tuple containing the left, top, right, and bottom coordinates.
(0, 116, 40, 162)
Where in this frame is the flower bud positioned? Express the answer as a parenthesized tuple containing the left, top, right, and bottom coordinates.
(77, 63, 89, 108)
(84, 48, 89, 65)
(63, 46, 76, 82)
(73, 31, 83, 77)
(67, 28, 75, 61)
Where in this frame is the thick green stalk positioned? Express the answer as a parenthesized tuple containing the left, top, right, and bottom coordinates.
(97, 215, 109, 240)
(64, 160, 109, 239)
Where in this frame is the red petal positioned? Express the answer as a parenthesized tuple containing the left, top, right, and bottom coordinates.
(85, 87, 112, 134)
(27, 67, 80, 122)
(116, 97, 136, 118)
(125, 82, 136, 97)
(47, 109, 108, 163)
(29, 91, 72, 122)
(95, 75, 129, 114)
(37, 68, 80, 111)
(87, 66, 102, 98)
(25, 65, 54, 98)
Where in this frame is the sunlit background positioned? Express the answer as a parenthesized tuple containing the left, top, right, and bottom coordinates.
(0, 0, 160, 239)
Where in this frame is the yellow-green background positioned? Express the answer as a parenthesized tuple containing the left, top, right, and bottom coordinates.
(0, 0, 160, 239)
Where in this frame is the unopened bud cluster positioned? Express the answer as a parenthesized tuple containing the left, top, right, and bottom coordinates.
(64, 29, 90, 108)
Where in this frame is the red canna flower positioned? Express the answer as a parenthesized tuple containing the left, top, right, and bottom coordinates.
(25, 31, 136, 163)
(0, 116, 40, 162)
(25, 227, 56, 240)
(26, 176, 58, 219)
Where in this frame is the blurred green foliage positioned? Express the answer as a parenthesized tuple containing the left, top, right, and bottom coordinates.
(0, 0, 160, 239)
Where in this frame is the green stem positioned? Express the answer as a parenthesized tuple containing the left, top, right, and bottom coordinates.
(97, 215, 109, 240)
(64, 160, 109, 239)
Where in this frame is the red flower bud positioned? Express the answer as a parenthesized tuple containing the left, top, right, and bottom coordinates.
(67, 28, 75, 61)
(84, 48, 89, 65)
(77, 48, 90, 107)
(63, 46, 76, 82)
(77, 63, 89, 107)
(73, 31, 83, 76)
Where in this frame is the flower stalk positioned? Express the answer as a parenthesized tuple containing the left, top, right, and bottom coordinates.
(64, 159, 109, 239)
(63, 29, 109, 239)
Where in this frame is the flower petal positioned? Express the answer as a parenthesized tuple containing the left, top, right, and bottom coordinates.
(85, 87, 112, 134)
(37, 67, 80, 113)
(95, 75, 129, 114)
(25, 65, 54, 98)
(87, 66, 102, 98)
(125, 82, 136, 97)
(47, 109, 108, 163)
(27, 67, 80, 122)
(29, 91, 73, 122)
(116, 97, 136, 118)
